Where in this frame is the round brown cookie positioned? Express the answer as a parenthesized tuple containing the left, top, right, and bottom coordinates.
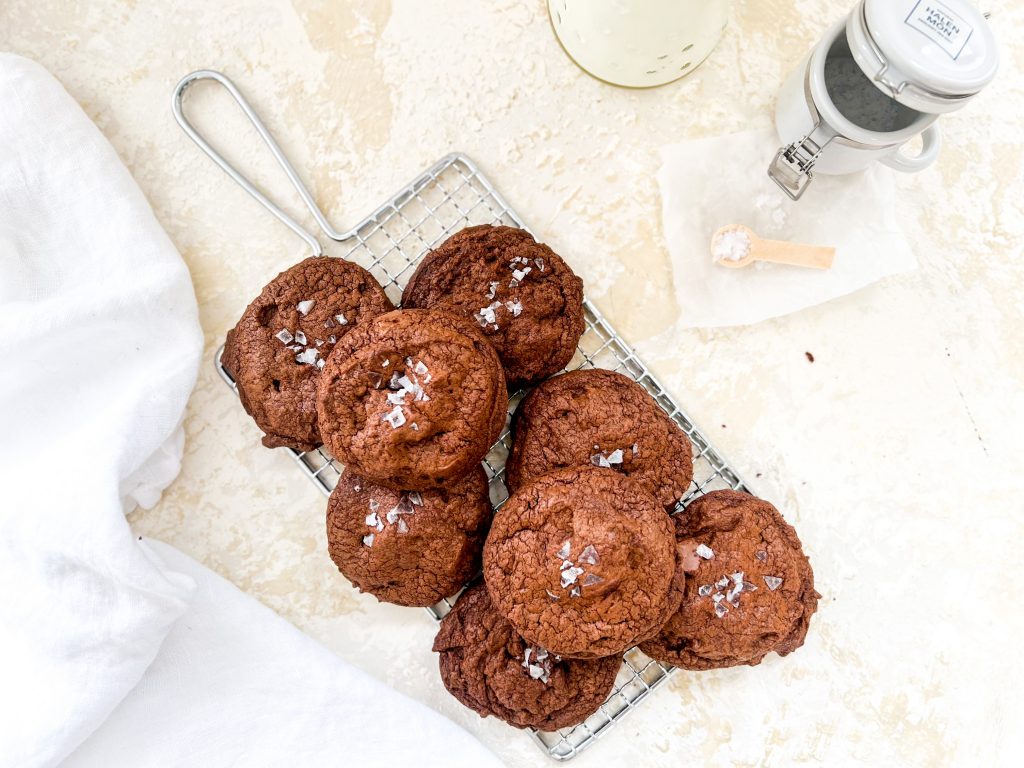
(483, 466, 678, 659)
(326, 467, 492, 607)
(433, 582, 620, 730)
(316, 309, 507, 490)
(506, 369, 694, 511)
(401, 225, 584, 387)
(222, 256, 394, 451)
(639, 490, 819, 671)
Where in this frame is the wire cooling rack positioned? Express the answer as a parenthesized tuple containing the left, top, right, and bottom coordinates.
(182, 70, 747, 762)
(211, 152, 748, 760)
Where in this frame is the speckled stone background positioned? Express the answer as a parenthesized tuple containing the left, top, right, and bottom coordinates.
(2, 1, 1021, 766)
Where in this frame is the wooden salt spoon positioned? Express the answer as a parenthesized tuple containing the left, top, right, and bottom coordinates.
(711, 224, 835, 270)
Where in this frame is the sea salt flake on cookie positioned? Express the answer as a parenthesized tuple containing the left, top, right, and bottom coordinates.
(560, 566, 584, 587)
(295, 348, 319, 365)
(382, 406, 406, 428)
(764, 576, 784, 591)
(296, 300, 315, 315)
(275, 329, 294, 344)
(362, 533, 375, 547)
(579, 545, 599, 565)
(695, 544, 715, 560)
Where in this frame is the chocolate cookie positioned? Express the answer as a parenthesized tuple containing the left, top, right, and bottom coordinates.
(639, 490, 819, 670)
(222, 256, 394, 451)
(401, 225, 584, 387)
(326, 468, 492, 606)
(483, 467, 679, 659)
(506, 369, 694, 510)
(316, 309, 507, 490)
(433, 582, 621, 730)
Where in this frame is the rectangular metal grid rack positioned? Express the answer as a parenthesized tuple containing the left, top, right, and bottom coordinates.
(216, 153, 748, 761)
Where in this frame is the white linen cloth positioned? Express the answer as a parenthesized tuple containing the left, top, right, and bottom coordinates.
(65, 542, 504, 768)
(659, 127, 917, 328)
(0, 54, 503, 768)
(0, 52, 203, 767)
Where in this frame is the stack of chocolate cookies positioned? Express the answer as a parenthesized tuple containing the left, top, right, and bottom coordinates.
(223, 224, 820, 733)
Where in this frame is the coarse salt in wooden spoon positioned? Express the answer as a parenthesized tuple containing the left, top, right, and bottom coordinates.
(711, 224, 835, 270)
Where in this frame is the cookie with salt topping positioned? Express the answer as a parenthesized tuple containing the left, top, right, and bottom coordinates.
(316, 309, 507, 490)
(433, 581, 621, 730)
(639, 490, 819, 670)
(222, 256, 393, 451)
(401, 225, 584, 387)
(506, 369, 694, 510)
(483, 466, 679, 659)
(327, 467, 491, 607)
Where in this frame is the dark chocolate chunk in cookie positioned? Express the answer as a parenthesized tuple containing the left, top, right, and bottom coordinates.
(483, 467, 679, 659)
(222, 256, 393, 451)
(433, 582, 620, 730)
(327, 468, 492, 607)
(401, 225, 584, 387)
(316, 309, 507, 490)
(639, 490, 819, 670)
(506, 369, 694, 510)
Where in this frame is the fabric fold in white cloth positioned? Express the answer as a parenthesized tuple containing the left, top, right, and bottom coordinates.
(0, 52, 204, 768)
(65, 542, 505, 768)
(658, 127, 917, 328)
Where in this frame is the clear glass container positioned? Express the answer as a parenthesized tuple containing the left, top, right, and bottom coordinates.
(548, 0, 731, 88)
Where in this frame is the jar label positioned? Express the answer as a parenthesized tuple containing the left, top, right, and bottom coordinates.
(904, 1, 974, 60)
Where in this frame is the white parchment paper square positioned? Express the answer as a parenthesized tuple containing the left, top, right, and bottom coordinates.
(659, 128, 917, 328)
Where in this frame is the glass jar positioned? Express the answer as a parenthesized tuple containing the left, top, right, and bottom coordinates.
(548, 0, 731, 88)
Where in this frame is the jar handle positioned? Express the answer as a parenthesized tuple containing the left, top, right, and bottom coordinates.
(880, 125, 942, 173)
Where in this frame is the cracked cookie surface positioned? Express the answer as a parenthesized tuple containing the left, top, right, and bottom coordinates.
(401, 225, 584, 387)
(483, 467, 678, 659)
(433, 582, 620, 730)
(639, 490, 819, 670)
(222, 256, 393, 451)
(316, 309, 507, 490)
(506, 368, 694, 510)
(327, 467, 491, 607)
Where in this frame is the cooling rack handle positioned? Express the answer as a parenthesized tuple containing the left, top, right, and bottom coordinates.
(172, 69, 345, 256)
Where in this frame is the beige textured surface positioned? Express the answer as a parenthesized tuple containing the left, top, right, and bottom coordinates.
(3, 1, 1022, 766)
